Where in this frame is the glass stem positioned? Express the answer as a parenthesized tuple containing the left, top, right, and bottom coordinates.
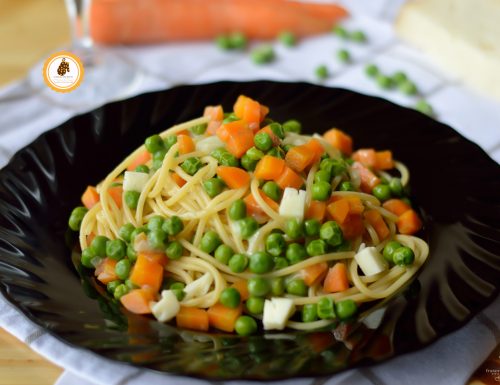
(65, 0, 94, 64)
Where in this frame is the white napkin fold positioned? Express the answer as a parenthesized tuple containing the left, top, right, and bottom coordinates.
(0, 1, 499, 385)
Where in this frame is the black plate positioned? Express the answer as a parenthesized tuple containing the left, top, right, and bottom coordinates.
(1, 81, 499, 381)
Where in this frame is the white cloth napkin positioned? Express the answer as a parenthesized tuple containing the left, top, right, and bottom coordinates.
(0, 1, 499, 385)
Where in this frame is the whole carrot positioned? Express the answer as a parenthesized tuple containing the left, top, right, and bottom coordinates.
(91, 0, 348, 44)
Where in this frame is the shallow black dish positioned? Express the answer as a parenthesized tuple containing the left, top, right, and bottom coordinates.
(0, 81, 499, 380)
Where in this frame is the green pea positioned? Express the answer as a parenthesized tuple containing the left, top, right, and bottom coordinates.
(211, 147, 227, 162)
(220, 287, 241, 308)
(129, 226, 147, 244)
(124, 190, 140, 209)
(241, 154, 259, 171)
(81, 248, 95, 268)
(214, 244, 234, 265)
(164, 135, 178, 151)
(335, 240, 351, 252)
(273, 257, 289, 270)
(190, 123, 208, 135)
(315, 65, 329, 79)
(219, 152, 239, 167)
(365, 64, 379, 78)
(248, 277, 270, 297)
(251, 45, 275, 64)
(68, 206, 88, 231)
(127, 244, 137, 262)
(351, 30, 367, 42)
(333, 25, 348, 38)
(317, 297, 336, 319)
(415, 99, 434, 116)
(246, 147, 265, 161)
(320, 221, 343, 247)
(268, 122, 284, 139)
(235, 316, 258, 336)
(200, 231, 221, 254)
(162, 216, 184, 236)
(320, 158, 346, 176)
(115, 259, 131, 280)
(302, 303, 318, 322)
(246, 297, 265, 314)
(282, 119, 302, 134)
(307, 239, 327, 257)
(249, 252, 274, 274)
(279, 31, 296, 47)
(113, 284, 129, 300)
(229, 32, 247, 50)
(107, 280, 121, 294)
(228, 253, 248, 273)
(314, 169, 331, 184)
(286, 243, 307, 264)
(339, 181, 354, 191)
(285, 218, 303, 240)
(145, 134, 164, 153)
(125, 279, 138, 290)
(392, 71, 408, 85)
(335, 299, 358, 320)
(402, 197, 412, 207)
(337, 49, 350, 63)
(215, 34, 232, 50)
(152, 150, 166, 170)
(372, 184, 392, 201)
(106, 239, 127, 260)
(262, 181, 281, 202)
(400, 80, 418, 95)
(181, 157, 203, 176)
(148, 229, 168, 250)
(376, 74, 394, 89)
(393, 246, 415, 266)
(170, 282, 186, 301)
(267, 146, 285, 159)
(282, 144, 294, 153)
(383, 240, 402, 263)
(304, 219, 321, 237)
(238, 217, 259, 239)
(91, 235, 110, 257)
(223, 114, 240, 124)
(389, 178, 403, 197)
(265, 233, 286, 257)
(203, 177, 225, 198)
(270, 277, 285, 296)
(135, 165, 149, 174)
(166, 240, 183, 260)
(312, 181, 332, 201)
(147, 216, 164, 232)
(254, 131, 273, 152)
(286, 279, 308, 296)
(229, 199, 246, 220)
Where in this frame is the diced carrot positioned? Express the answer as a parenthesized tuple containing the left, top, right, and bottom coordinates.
(364, 209, 390, 240)
(383, 199, 411, 216)
(323, 262, 349, 293)
(231, 280, 250, 301)
(345, 196, 364, 214)
(244, 190, 280, 220)
(259, 104, 270, 122)
(217, 166, 250, 189)
(275, 166, 304, 190)
(323, 128, 353, 155)
(243, 98, 262, 130)
(259, 125, 280, 146)
(339, 214, 364, 240)
(177, 134, 195, 155)
(207, 303, 243, 332)
(327, 198, 350, 224)
(375, 151, 394, 170)
(302, 262, 328, 286)
(138, 251, 168, 267)
(233, 95, 248, 118)
(351, 162, 380, 193)
(303, 139, 324, 165)
(285, 145, 314, 172)
(219, 120, 254, 157)
(206, 120, 221, 136)
(127, 150, 152, 171)
(107, 186, 123, 209)
(82, 186, 100, 209)
(176, 306, 209, 331)
(254, 155, 286, 180)
(177, 129, 190, 136)
(305, 200, 327, 222)
(204, 105, 224, 121)
(352, 149, 377, 168)
(129, 253, 164, 292)
(95, 258, 118, 284)
(397, 209, 422, 235)
(120, 288, 155, 314)
(216, 123, 231, 142)
(171, 172, 186, 187)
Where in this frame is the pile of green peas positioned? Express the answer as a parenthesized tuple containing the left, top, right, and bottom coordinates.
(371, 176, 412, 204)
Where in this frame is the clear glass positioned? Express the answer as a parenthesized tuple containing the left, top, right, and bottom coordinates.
(28, 0, 141, 109)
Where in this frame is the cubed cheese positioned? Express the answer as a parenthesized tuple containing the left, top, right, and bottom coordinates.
(183, 273, 212, 300)
(354, 246, 388, 276)
(196, 136, 224, 154)
(262, 298, 296, 330)
(123, 171, 150, 192)
(151, 290, 180, 322)
(279, 188, 306, 220)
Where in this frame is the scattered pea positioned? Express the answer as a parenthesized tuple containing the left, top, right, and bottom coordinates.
(118, 223, 135, 243)
(383, 240, 402, 263)
(351, 30, 367, 42)
(238, 217, 259, 239)
(262, 181, 281, 202)
(333, 25, 348, 38)
(135, 165, 149, 174)
(312, 181, 332, 201)
(220, 287, 241, 308)
(81, 248, 95, 268)
(162, 215, 184, 236)
(203, 177, 225, 198)
(365, 64, 379, 78)
(68, 207, 88, 231)
(166, 240, 183, 260)
(113, 284, 129, 300)
(273, 257, 289, 270)
(317, 297, 336, 319)
(214, 244, 234, 265)
(286, 279, 308, 296)
(145, 134, 164, 153)
(254, 131, 273, 151)
(90, 235, 110, 257)
(164, 135, 178, 151)
(265, 232, 286, 257)
(181, 157, 203, 176)
(229, 199, 246, 220)
(235, 315, 258, 336)
(286, 243, 308, 264)
(315, 65, 329, 80)
(372, 184, 392, 201)
(335, 299, 358, 320)
(285, 218, 303, 240)
(148, 229, 168, 250)
(248, 277, 270, 297)
(279, 31, 297, 47)
(241, 154, 258, 171)
(249, 251, 274, 274)
(282, 119, 302, 134)
(147, 216, 164, 232)
(376, 74, 394, 89)
(229, 253, 248, 273)
(307, 239, 327, 257)
(393, 246, 415, 266)
(246, 147, 265, 161)
(400, 80, 418, 95)
(124, 190, 140, 209)
(251, 45, 275, 65)
(314, 169, 331, 184)
(115, 259, 131, 280)
(337, 49, 350, 63)
(320, 221, 343, 247)
(304, 219, 321, 237)
(190, 123, 208, 135)
(392, 71, 408, 85)
(302, 303, 318, 322)
(415, 99, 434, 116)
(200, 231, 222, 254)
(389, 177, 403, 197)
(246, 297, 265, 314)
(229, 32, 247, 50)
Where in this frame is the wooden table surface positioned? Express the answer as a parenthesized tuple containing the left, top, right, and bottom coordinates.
(0, 1, 496, 384)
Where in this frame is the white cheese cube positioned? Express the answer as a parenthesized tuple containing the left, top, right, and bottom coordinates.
(262, 298, 296, 330)
(196, 136, 224, 154)
(123, 171, 150, 192)
(354, 247, 388, 276)
(151, 290, 180, 322)
(279, 188, 306, 220)
(183, 273, 212, 300)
